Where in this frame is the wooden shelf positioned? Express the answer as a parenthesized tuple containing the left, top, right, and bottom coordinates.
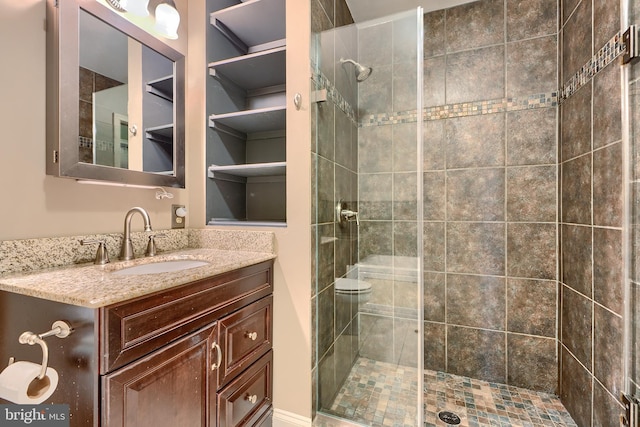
(209, 105, 285, 135)
(208, 46, 286, 90)
(210, 0, 286, 53)
(146, 75, 174, 102)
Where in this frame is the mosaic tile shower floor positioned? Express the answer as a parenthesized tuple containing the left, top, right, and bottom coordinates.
(317, 357, 577, 427)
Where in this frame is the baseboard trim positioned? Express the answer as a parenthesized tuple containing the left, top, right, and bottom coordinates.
(272, 409, 312, 427)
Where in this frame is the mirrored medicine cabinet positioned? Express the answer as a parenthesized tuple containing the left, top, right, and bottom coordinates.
(45, 0, 186, 188)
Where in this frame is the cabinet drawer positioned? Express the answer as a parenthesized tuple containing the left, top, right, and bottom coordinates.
(217, 296, 272, 387)
(101, 261, 273, 373)
(218, 350, 272, 427)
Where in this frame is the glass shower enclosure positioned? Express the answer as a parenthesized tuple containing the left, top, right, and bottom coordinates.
(311, 8, 424, 426)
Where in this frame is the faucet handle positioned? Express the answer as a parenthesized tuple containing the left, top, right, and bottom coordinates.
(145, 233, 167, 257)
(80, 239, 110, 265)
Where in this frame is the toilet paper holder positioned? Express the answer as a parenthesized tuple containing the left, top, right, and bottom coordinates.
(7, 321, 72, 380)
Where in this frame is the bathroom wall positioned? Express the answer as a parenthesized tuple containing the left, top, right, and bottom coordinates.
(558, 0, 625, 424)
(417, 0, 559, 393)
(310, 0, 358, 414)
(0, 1, 190, 241)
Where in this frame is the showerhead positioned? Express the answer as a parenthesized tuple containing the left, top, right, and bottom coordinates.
(340, 58, 373, 82)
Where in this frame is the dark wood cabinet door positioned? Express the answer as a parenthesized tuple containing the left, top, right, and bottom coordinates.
(102, 325, 217, 427)
(217, 351, 273, 427)
(218, 296, 272, 388)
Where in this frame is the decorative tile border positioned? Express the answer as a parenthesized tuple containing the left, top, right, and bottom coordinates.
(312, 72, 357, 123)
(560, 31, 625, 102)
(360, 92, 558, 127)
(313, 30, 625, 128)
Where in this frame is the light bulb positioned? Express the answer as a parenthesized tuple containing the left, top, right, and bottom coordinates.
(121, 0, 149, 16)
(154, 2, 180, 40)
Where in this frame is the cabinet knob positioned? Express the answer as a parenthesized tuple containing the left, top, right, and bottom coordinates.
(246, 394, 258, 404)
(245, 331, 258, 341)
(211, 342, 222, 371)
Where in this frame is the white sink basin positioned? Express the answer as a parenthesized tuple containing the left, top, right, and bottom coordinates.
(112, 260, 210, 276)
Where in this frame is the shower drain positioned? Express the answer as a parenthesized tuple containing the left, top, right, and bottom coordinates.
(437, 411, 461, 425)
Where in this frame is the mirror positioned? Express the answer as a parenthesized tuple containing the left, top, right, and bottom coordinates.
(46, 0, 185, 188)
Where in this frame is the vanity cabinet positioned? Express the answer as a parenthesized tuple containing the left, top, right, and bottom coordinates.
(0, 260, 274, 427)
(206, 0, 287, 226)
(102, 260, 274, 427)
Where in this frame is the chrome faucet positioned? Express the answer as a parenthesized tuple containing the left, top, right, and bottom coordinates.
(120, 207, 152, 260)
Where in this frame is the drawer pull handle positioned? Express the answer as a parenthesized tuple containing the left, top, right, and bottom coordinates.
(211, 341, 222, 371)
(246, 331, 258, 341)
(246, 394, 258, 404)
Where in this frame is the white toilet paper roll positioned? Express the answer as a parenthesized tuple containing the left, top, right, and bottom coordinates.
(0, 361, 59, 404)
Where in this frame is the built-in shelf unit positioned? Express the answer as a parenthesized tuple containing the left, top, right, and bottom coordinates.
(142, 47, 175, 175)
(206, 0, 287, 226)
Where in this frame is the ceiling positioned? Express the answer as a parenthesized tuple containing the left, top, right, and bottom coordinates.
(344, 0, 478, 22)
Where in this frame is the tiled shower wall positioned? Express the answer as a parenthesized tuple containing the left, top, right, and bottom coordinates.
(558, 0, 625, 425)
(311, 0, 358, 416)
(312, 0, 628, 425)
(418, 0, 559, 393)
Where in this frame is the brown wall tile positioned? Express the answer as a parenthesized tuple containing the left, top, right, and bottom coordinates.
(447, 168, 505, 221)
(561, 224, 593, 297)
(507, 223, 557, 280)
(560, 347, 593, 427)
(561, 286, 592, 368)
(593, 227, 624, 315)
(507, 36, 558, 97)
(507, 279, 557, 337)
(507, 0, 557, 41)
(561, 154, 592, 225)
(593, 306, 623, 398)
(506, 108, 557, 166)
(507, 166, 557, 222)
(445, 46, 505, 104)
(445, 114, 506, 168)
(447, 326, 506, 384)
(593, 142, 623, 227)
(507, 335, 558, 393)
(560, 84, 592, 161)
(562, 0, 592, 79)
(447, 274, 505, 330)
(593, 63, 622, 150)
(424, 272, 445, 322)
(447, 222, 506, 275)
(445, 0, 504, 52)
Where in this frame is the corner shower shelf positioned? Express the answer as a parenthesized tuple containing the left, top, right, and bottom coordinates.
(146, 75, 174, 102)
(208, 162, 286, 182)
(209, 105, 286, 135)
(208, 46, 286, 90)
(145, 124, 173, 144)
(210, 0, 286, 54)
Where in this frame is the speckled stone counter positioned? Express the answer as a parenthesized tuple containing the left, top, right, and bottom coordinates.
(0, 229, 275, 308)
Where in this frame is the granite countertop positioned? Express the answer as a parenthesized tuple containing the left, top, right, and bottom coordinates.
(0, 248, 276, 308)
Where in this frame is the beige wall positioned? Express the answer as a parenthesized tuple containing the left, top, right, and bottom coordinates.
(0, 0, 189, 240)
(1, 0, 312, 420)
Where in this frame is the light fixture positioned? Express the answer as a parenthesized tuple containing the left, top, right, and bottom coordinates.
(103, 0, 180, 39)
(121, 0, 149, 16)
(154, 0, 180, 40)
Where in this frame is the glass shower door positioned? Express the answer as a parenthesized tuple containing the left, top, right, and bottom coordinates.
(626, 0, 640, 423)
(311, 7, 424, 427)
